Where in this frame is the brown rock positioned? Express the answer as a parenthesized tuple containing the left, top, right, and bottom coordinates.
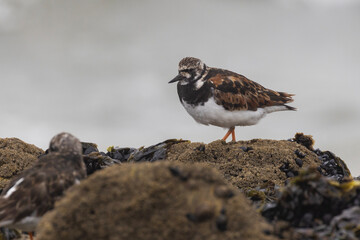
(37, 162, 276, 240)
(165, 139, 321, 190)
(0, 138, 44, 190)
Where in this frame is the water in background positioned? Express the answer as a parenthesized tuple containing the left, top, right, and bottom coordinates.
(0, 0, 359, 174)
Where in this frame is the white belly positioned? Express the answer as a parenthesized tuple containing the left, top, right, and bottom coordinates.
(182, 97, 286, 128)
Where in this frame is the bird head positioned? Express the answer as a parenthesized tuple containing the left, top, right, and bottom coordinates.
(49, 132, 82, 155)
(169, 57, 206, 84)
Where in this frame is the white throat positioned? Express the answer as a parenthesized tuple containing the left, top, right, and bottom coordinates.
(179, 79, 190, 85)
(194, 79, 205, 89)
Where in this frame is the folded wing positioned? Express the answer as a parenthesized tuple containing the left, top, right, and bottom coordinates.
(206, 68, 295, 111)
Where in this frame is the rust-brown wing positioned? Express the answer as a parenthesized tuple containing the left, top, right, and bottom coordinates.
(205, 68, 295, 111)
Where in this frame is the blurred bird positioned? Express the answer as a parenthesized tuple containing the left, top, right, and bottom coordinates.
(0, 132, 87, 240)
(169, 57, 295, 141)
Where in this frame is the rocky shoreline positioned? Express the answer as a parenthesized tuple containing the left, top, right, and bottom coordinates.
(0, 133, 358, 240)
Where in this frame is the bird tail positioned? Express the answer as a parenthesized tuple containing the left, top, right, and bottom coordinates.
(278, 92, 295, 103)
(277, 92, 296, 111)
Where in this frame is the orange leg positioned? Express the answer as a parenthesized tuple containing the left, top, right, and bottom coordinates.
(231, 128, 236, 142)
(29, 232, 34, 240)
(222, 127, 235, 142)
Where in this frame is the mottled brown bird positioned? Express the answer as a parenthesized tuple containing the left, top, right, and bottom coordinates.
(0, 132, 86, 240)
(169, 57, 295, 141)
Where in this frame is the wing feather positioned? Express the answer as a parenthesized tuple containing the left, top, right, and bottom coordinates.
(205, 68, 295, 111)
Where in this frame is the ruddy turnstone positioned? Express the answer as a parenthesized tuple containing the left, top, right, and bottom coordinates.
(169, 57, 295, 141)
(0, 132, 86, 239)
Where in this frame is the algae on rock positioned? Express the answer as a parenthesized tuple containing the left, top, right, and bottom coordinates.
(0, 138, 44, 190)
(37, 162, 276, 240)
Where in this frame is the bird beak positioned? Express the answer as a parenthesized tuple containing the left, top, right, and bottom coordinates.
(169, 74, 183, 83)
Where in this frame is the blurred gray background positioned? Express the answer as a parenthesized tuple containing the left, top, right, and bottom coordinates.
(0, 0, 359, 174)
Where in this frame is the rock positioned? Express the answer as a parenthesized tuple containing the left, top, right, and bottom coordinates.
(314, 149, 350, 182)
(165, 139, 321, 190)
(107, 139, 188, 163)
(81, 142, 99, 155)
(0, 138, 44, 190)
(82, 152, 121, 175)
(261, 168, 360, 239)
(327, 206, 360, 239)
(83, 135, 349, 184)
(37, 162, 276, 240)
(81, 140, 189, 175)
(2, 134, 353, 239)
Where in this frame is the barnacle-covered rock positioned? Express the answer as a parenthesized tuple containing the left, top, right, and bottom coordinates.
(262, 168, 360, 239)
(165, 139, 321, 190)
(82, 152, 121, 175)
(37, 162, 276, 240)
(81, 142, 99, 155)
(79, 142, 120, 175)
(0, 133, 355, 240)
(107, 139, 188, 163)
(80, 140, 190, 175)
(326, 206, 360, 239)
(291, 133, 350, 182)
(314, 149, 350, 182)
(83, 134, 349, 189)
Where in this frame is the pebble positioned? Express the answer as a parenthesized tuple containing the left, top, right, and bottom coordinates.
(295, 158, 303, 167)
(240, 146, 253, 152)
(294, 149, 306, 158)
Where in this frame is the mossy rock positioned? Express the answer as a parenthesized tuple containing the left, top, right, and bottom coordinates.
(0, 138, 44, 190)
(165, 139, 321, 190)
(37, 161, 276, 240)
